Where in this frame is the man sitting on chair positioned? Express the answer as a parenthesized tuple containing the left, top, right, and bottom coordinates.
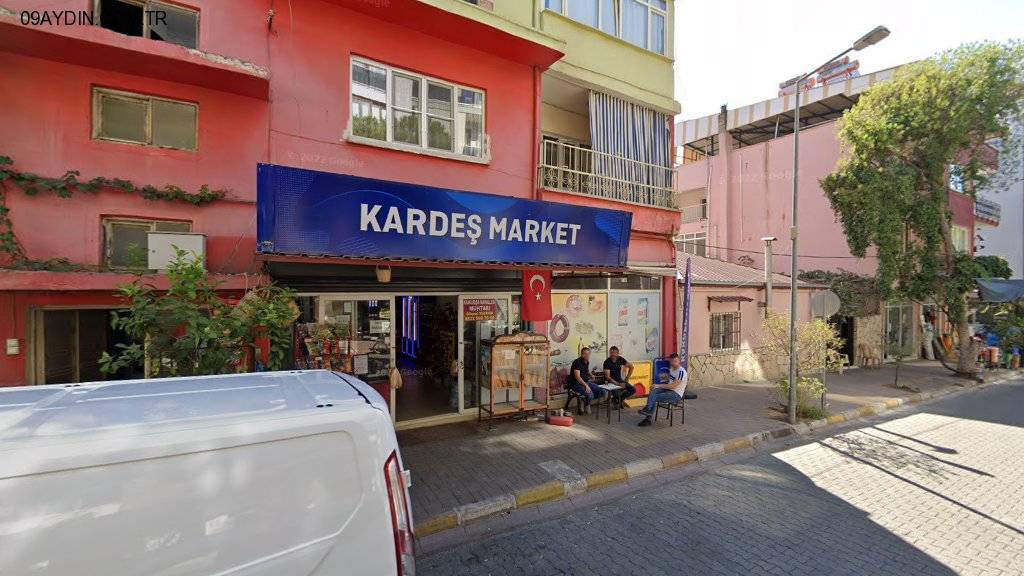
(638, 353, 687, 427)
(568, 347, 607, 413)
(602, 346, 635, 407)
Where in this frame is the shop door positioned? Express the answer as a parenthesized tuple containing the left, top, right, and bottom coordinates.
(459, 296, 515, 413)
(320, 296, 396, 414)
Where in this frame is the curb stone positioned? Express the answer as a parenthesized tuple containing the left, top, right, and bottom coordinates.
(413, 374, 1018, 539)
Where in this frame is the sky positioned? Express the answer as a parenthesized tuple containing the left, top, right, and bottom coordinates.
(674, 0, 1024, 120)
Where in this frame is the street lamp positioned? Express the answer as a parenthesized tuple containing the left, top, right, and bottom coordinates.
(786, 25, 889, 425)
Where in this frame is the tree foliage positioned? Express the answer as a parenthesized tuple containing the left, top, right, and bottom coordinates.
(798, 269, 881, 317)
(820, 41, 1024, 374)
(100, 249, 298, 377)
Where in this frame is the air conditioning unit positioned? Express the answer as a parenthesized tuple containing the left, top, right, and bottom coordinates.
(147, 232, 207, 270)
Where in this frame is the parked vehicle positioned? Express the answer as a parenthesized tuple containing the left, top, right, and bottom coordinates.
(0, 370, 414, 576)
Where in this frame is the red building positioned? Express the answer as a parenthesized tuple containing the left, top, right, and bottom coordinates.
(1, 0, 680, 429)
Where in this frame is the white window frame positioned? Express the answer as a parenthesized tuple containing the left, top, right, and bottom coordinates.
(679, 232, 706, 257)
(951, 224, 970, 253)
(103, 217, 192, 269)
(346, 57, 489, 164)
(94, 0, 200, 49)
(92, 87, 199, 151)
(546, 0, 667, 55)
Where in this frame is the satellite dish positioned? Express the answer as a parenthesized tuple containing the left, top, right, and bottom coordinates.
(811, 290, 841, 318)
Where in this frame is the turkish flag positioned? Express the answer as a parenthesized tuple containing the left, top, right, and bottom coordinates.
(521, 270, 552, 322)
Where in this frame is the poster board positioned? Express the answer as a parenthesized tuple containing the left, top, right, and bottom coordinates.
(547, 293, 608, 389)
(608, 292, 661, 362)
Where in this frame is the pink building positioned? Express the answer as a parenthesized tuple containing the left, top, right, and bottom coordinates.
(675, 65, 998, 371)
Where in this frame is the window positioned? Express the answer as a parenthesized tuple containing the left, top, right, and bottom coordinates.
(679, 233, 706, 257)
(948, 163, 965, 193)
(547, 0, 667, 55)
(33, 309, 142, 384)
(951, 225, 970, 253)
(93, 88, 198, 150)
(104, 218, 191, 269)
(349, 58, 486, 160)
(97, 0, 199, 49)
(710, 311, 740, 351)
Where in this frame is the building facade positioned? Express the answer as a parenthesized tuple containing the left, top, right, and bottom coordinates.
(675, 65, 999, 372)
(1, 0, 680, 429)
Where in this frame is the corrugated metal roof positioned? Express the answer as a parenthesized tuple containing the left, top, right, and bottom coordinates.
(676, 253, 816, 288)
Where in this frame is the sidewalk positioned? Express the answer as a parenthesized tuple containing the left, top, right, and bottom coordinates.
(399, 361, 1012, 536)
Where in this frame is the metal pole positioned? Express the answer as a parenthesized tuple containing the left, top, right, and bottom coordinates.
(787, 90, 801, 425)
(762, 237, 776, 316)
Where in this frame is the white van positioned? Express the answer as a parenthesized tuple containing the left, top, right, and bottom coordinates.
(0, 370, 415, 576)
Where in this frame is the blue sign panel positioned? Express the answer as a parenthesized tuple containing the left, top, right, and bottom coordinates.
(257, 164, 632, 268)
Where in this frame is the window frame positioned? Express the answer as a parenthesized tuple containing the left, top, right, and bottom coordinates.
(94, 0, 200, 49)
(92, 87, 199, 151)
(679, 232, 706, 257)
(546, 0, 668, 55)
(710, 311, 741, 352)
(103, 217, 192, 270)
(951, 224, 970, 253)
(347, 56, 489, 163)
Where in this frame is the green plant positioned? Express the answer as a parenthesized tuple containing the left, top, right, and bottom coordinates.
(798, 269, 882, 317)
(761, 311, 846, 376)
(0, 154, 228, 265)
(775, 376, 826, 417)
(820, 41, 1024, 377)
(100, 249, 298, 377)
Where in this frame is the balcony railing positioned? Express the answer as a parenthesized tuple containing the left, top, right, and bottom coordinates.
(538, 140, 676, 209)
(975, 196, 1001, 224)
(680, 202, 708, 224)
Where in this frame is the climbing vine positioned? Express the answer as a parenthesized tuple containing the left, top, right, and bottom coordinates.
(0, 154, 228, 265)
(798, 269, 882, 317)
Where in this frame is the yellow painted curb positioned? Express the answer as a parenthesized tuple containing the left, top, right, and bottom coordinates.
(884, 398, 902, 409)
(722, 437, 752, 453)
(662, 450, 698, 469)
(586, 467, 628, 490)
(415, 511, 459, 538)
(514, 481, 566, 508)
(858, 405, 877, 417)
(827, 414, 847, 425)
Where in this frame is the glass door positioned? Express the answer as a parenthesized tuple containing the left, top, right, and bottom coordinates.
(885, 302, 915, 359)
(319, 296, 395, 413)
(459, 295, 513, 413)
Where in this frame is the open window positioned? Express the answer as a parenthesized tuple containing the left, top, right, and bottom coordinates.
(97, 0, 199, 49)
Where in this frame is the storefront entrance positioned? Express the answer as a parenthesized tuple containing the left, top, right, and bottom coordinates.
(296, 291, 519, 427)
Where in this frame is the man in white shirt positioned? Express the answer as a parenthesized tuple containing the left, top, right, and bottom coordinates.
(638, 353, 687, 427)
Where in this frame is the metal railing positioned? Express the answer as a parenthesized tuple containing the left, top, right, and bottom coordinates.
(538, 140, 676, 209)
(975, 196, 1001, 224)
(680, 202, 708, 223)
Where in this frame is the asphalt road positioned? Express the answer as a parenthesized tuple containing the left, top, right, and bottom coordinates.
(417, 379, 1024, 576)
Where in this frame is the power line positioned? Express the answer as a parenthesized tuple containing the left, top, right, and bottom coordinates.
(676, 240, 878, 260)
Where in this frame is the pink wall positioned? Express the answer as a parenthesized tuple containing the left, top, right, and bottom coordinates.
(685, 286, 816, 356)
(677, 122, 878, 276)
(948, 191, 977, 252)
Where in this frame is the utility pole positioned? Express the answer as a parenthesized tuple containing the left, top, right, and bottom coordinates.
(785, 25, 890, 425)
(761, 236, 776, 315)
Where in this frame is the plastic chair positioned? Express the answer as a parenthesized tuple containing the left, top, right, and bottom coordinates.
(654, 397, 685, 426)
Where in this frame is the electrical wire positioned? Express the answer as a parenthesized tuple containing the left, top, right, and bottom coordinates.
(676, 240, 878, 260)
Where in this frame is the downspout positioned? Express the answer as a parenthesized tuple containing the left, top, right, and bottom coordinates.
(532, 66, 542, 200)
(717, 104, 732, 262)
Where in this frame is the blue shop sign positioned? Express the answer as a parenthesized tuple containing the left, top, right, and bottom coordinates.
(256, 164, 632, 268)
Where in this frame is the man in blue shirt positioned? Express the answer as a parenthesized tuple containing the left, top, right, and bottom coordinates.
(638, 353, 687, 427)
(567, 347, 607, 413)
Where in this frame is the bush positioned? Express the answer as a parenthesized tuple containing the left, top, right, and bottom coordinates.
(776, 376, 826, 417)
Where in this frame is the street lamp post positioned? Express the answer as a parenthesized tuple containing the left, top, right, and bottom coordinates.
(786, 25, 890, 424)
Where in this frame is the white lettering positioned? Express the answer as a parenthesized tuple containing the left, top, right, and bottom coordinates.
(540, 221, 556, 244)
(555, 223, 568, 245)
(360, 204, 382, 232)
(450, 213, 466, 238)
(382, 206, 404, 233)
(429, 211, 449, 236)
(489, 216, 507, 240)
(507, 219, 523, 242)
(524, 220, 540, 243)
(568, 223, 581, 245)
(467, 214, 482, 245)
(407, 208, 427, 236)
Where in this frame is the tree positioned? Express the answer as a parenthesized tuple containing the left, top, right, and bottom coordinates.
(973, 255, 1013, 280)
(821, 41, 1024, 377)
(100, 249, 298, 377)
(761, 312, 845, 417)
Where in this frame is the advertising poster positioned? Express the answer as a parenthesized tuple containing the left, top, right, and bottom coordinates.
(548, 293, 608, 388)
(607, 292, 661, 362)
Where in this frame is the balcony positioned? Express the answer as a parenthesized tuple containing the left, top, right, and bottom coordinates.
(538, 139, 676, 210)
(975, 196, 1001, 226)
(680, 202, 707, 224)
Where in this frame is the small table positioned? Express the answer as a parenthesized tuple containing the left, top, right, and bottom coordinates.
(596, 383, 623, 423)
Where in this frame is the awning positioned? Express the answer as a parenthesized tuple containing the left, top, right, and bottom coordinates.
(977, 279, 1024, 303)
(707, 295, 753, 310)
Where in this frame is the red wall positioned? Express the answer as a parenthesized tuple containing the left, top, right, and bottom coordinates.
(266, 0, 539, 198)
(948, 191, 976, 252)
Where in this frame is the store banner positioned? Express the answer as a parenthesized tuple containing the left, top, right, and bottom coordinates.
(257, 164, 632, 268)
(521, 270, 552, 321)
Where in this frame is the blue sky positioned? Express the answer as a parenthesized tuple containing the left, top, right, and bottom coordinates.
(674, 0, 1024, 119)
